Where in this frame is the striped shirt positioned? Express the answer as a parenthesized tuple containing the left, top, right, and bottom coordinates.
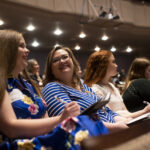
(42, 82, 118, 123)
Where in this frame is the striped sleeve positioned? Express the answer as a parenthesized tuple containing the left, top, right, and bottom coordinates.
(42, 82, 72, 117)
(97, 107, 119, 123)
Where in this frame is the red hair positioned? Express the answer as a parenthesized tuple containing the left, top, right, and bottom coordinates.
(84, 50, 112, 87)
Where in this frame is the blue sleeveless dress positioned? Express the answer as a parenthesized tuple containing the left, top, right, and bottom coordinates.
(0, 76, 108, 150)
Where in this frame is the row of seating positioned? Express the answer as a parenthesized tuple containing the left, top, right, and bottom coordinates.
(81, 119, 150, 150)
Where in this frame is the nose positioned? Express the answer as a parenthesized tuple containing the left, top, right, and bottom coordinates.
(115, 63, 118, 68)
(26, 48, 30, 54)
(59, 58, 66, 63)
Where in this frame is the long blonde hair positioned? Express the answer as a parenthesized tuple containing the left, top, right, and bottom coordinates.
(0, 30, 41, 104)
(0, 29, 21, 104)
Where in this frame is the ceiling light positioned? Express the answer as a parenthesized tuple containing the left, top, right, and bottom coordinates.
(126, 46, 132, 53)
(101, 34, 109, 41)
(94, 46, 100, 51)
(26, 24, 35, 31)
(0, 19, 4, 26)
(32, 40, 39, 47)
(110, 46, 116, 52)
(74, 45, 80, 50)
(54, 28, 62, 36)
(79, 32, 86, 38)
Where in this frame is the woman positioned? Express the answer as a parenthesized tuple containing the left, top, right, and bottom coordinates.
(84, 50, 150, 118)
(123, 58, 150, 112)
(0, 29, 108, 150)
(42, 46, 129, 132)
(27, 58, 43, 86)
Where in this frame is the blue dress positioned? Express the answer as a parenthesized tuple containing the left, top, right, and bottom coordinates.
(0, 76, 108, 150)
(42, 82, 119, 123)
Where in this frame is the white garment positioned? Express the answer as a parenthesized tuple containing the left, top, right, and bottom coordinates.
(92, 83, 129, 116)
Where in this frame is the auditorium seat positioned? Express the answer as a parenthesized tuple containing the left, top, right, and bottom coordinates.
(81, 119, 150, 150)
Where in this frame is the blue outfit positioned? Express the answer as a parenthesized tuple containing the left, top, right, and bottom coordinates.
(0, 76, 108, 150)
(42, 82, 118, 123)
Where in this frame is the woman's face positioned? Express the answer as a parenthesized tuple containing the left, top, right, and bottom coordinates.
(15, 36, 29, 73)
(33, 61, 40, 74)
(145, 65, 150, 80)
(106, 54, 118, 77)
(51, 49, 74, 81)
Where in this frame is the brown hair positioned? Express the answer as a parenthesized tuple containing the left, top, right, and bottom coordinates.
(0, 29, 21, 103)
(124, 57, 150, 90)
(0, 30, 41, 104)
(84, 50, 112, 87)
(43, 46, 81, 88)
(22, 69, 42, 96)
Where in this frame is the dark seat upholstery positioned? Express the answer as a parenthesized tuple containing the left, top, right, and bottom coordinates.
(81, 119, 150, 150)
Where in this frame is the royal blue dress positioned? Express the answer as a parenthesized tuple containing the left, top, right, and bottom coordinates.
(0, 76, 108, 150)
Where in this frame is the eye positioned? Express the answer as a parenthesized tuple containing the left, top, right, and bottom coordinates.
(19, 43, 26, 48)
(62, 55, 69, 60)
(52, 57, 60, 63)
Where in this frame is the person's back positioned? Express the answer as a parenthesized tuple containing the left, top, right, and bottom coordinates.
(123, 79, 150, 112)
(123, 57, 150, 112)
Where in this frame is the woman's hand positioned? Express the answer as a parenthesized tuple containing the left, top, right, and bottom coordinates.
(60, 102, 80, 121)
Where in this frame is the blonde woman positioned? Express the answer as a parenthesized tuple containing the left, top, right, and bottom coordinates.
(0, 30, 108, 150)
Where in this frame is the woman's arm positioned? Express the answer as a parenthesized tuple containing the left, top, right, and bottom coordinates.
(103, 121, 128, 133)
(0, 91, 80, 138)
(42, 82, 73, 116)
(126, 104, 150, 119)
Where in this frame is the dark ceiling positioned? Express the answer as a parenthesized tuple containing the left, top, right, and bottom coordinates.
(0, 0, 150, 57)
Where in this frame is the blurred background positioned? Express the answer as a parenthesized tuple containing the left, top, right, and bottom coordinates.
(0, 0, 150, 74)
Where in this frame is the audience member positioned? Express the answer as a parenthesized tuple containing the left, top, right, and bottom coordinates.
(42, 46, 129, 132)
(84, 50, 150, 118)
(118, 68, 126, 82)
(0, 29, 108, 150)
(27, 58, 43, 86)
(123, 57, 150, 112)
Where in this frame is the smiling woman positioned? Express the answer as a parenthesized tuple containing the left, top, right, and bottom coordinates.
(0, 30, 108, 150)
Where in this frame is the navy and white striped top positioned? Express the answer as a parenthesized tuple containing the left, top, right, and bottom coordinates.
(42, 82, 118, 123)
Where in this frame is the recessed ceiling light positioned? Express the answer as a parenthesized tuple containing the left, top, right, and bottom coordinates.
(26, 24, 35, 31)
(94, 46, 100, 51)
(101, 34, 109, 41)
(79, 32, 86, 38)
(32, 40, 39, 47)
(74, 45, 80, 50)
(126, 46, 132, 53)
(110, 46, 116, 52)
(0, 19, 4, 26)
(54, 28, 62, 36)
